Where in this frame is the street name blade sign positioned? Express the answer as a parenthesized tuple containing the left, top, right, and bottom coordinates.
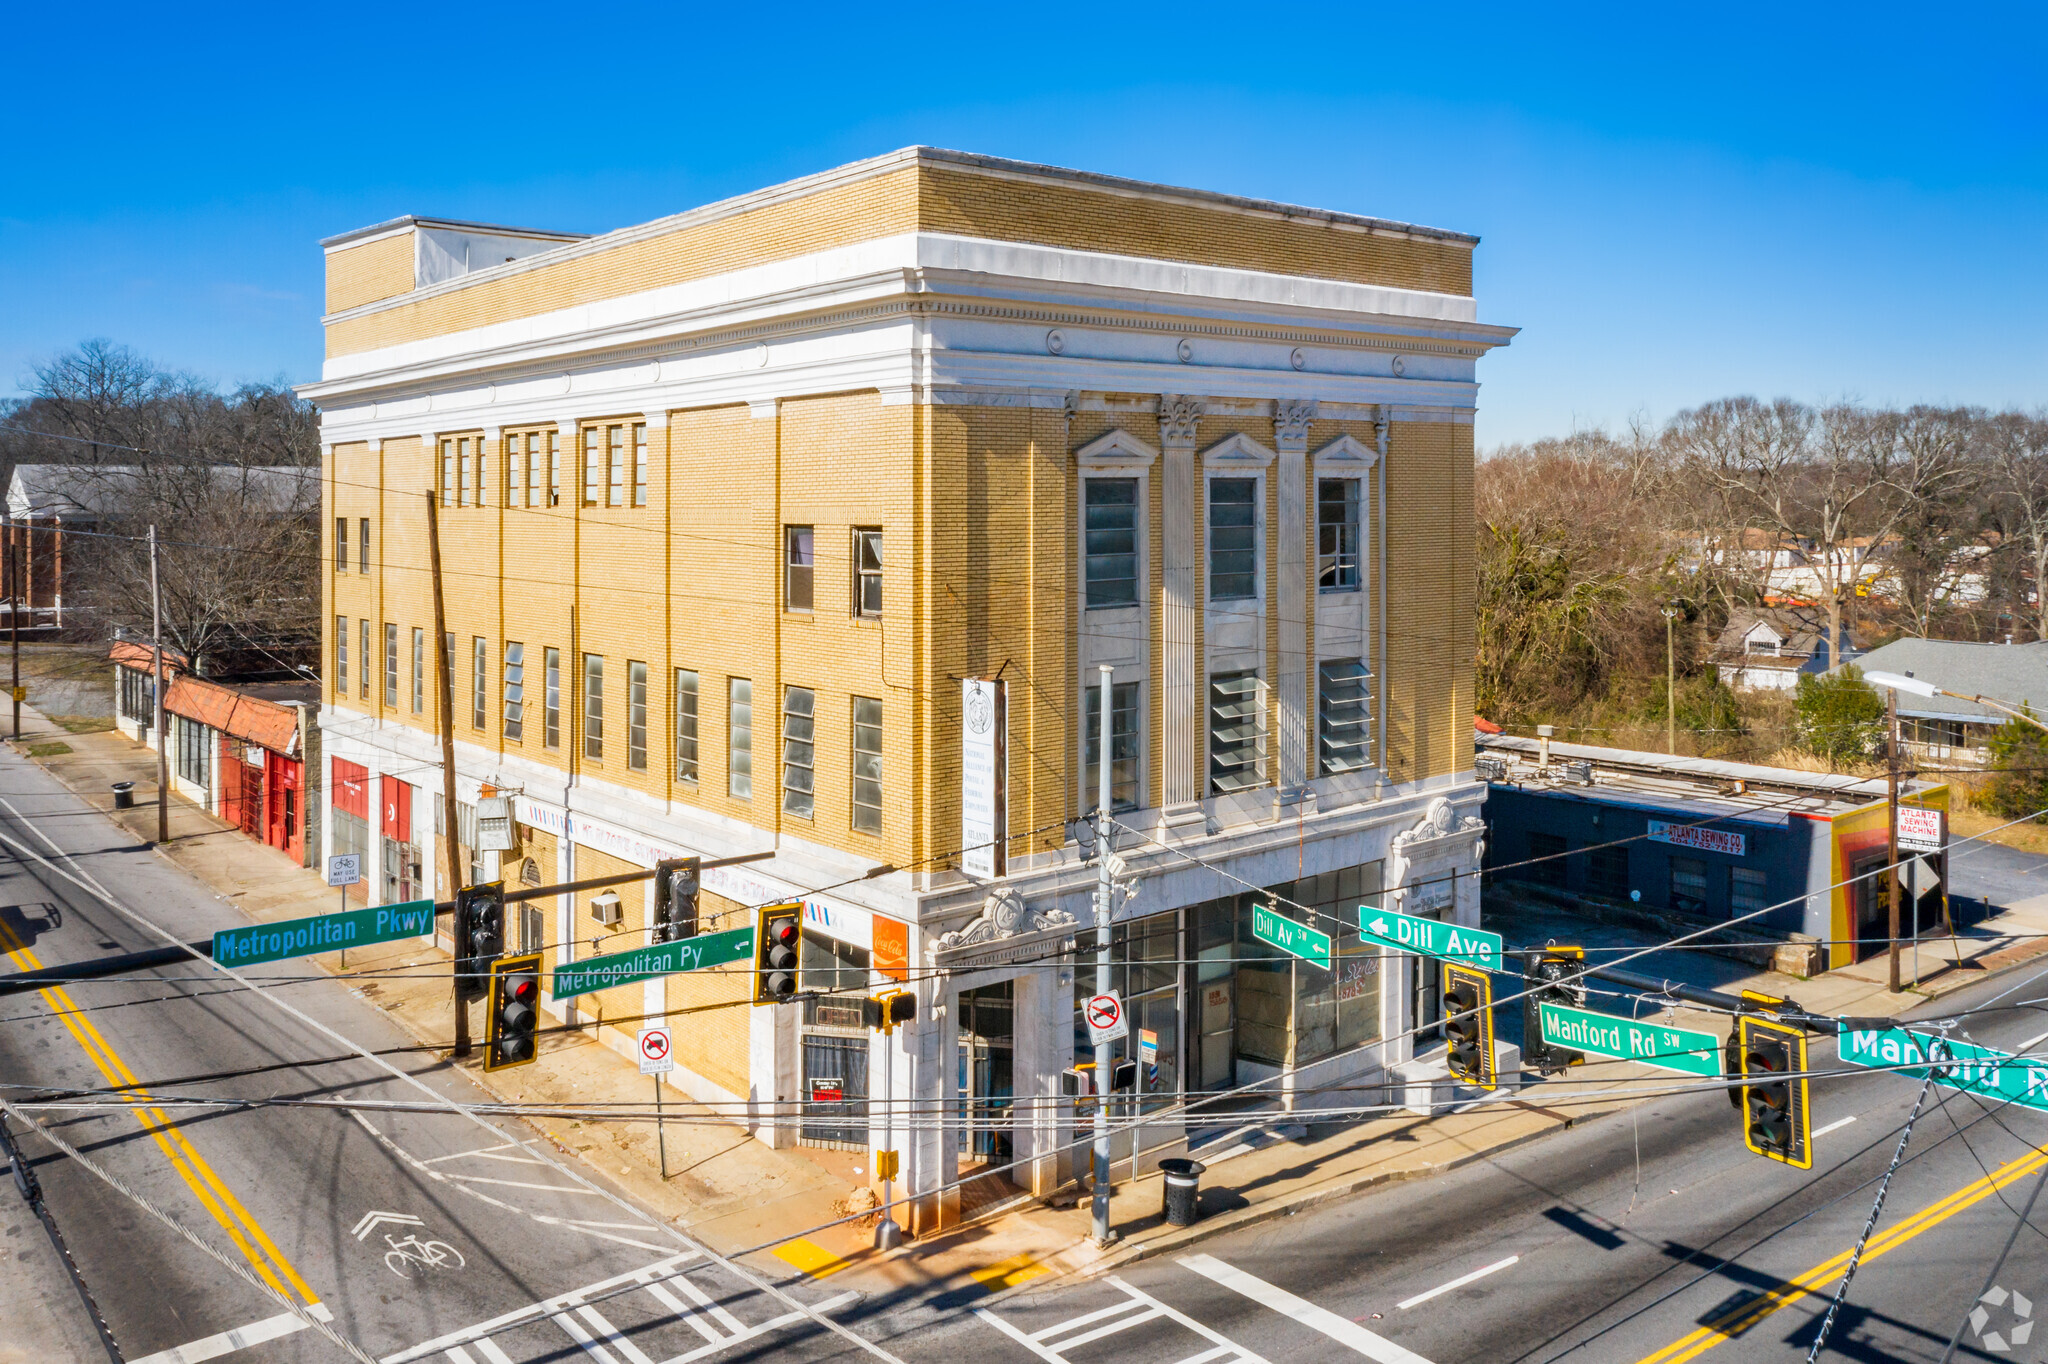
(1251, 902, 1331, 971)
(1537, 1002, 1721, 1078)
(1840, 1027, 2048, 1114)
(212, 900, 434, 967)
(552, 926, 754, 1001)
(1357, 905, 1503, 972)
(1084, 991, 1128, 1045)
(637, 1027, 675, 1076)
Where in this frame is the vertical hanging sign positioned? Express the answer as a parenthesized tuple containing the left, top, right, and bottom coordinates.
(961, 678, 1007, 878)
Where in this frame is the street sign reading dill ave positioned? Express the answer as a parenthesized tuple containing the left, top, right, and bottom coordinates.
(1357, 905, 1503, 972)
(1252, 902, 1332, 971)
(551, 926, 753, 1001)
(1537, 1002, 1722, 1078)
(1840, 1027, 2048, 1114)
(211, 900, 436, 967)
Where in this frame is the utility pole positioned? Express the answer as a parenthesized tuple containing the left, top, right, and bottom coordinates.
(1091, 664, 1115, 1246)
(426, 493, 470, 1057)
(149, 526, 168, 845)
(1886, 687, 1903, 993)
(11, 535, 21, 741)
(1662, 602, 1679, 753)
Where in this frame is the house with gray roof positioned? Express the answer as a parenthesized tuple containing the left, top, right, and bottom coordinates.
(1843, 636, 2048, 764)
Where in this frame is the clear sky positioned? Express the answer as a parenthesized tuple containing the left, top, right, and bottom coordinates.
(2, 2, 2041, 446)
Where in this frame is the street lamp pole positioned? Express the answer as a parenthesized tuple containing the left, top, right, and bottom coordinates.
(1661, 603, 1680, 753)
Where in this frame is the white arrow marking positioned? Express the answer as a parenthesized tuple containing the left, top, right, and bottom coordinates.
(352, 1210, 425, 1241)
(1369, 918, 1391, 936)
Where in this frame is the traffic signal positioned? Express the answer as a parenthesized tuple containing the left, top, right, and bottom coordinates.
(484, 952, 542, 1071)
(861, 989, 917, 1032)
(454, 881, 505, 1003)
(754, 902, 802, 1004)
(1737, 1016, 1811, 1168)
(652, 857, 700, 943)
(1443, 962, 1496, 1089)
(1522, 946, 1587, 1075)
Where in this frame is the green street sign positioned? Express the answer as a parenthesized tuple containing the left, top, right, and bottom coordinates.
(1840, 1027, 2048, 1114)
(1538, 1003, 1721, 1077)
(552, 926, 754, 1001)
(212, 900, 436, 967)
(1357, 905, 1503, 972)
(1252, 902, 1331, 971)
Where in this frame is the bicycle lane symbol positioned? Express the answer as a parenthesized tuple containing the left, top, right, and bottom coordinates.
(353, 1210, 467, 1279)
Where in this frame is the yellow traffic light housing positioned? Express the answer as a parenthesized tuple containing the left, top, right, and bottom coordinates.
(1442, 962, 1496, 1090)
(483, 951, 543, 1072)
(754, 902, 803, 1005)
(1737, 1015, 1811, 1168)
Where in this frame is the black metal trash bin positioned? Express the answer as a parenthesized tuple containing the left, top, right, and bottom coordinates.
(111, 781, 135, 810)
(1159, 1158, 1205, 1227)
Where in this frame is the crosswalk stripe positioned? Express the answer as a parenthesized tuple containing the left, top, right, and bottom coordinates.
(576, 1304, 656, 1364)
(1030, 1297, 1151, 1342)
(643, 1279, 726, 1344)
(1179, 1254, 1436, 1364)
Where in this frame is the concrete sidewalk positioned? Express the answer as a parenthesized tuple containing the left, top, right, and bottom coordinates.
(13, 700, 2048, 1313)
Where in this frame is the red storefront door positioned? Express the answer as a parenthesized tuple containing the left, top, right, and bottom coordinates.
(266, 752, 303, 861)
(219, 736, 263, 838)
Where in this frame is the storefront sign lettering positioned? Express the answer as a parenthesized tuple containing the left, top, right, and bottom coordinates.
(1647, 820, 1746, 857)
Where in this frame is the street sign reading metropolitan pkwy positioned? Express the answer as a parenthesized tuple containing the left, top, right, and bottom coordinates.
(212, 900, 435, 967)
(1252, 902, 1331, 971)
(1357, 905, 1503, 972)
(1840, 1026, 2048, 1114)
(1538, 1002, 1721, 1078)
(552, 926, 754, 1001)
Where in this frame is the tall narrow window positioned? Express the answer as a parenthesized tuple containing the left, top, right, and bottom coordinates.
(471, 637, 488, 730)
(359, 519, 370, 575)
(1317, 478, 1361, 591)
(457, 437, 471, 507)
(782, 687, 815, 818)
(334, 517, 347, 573)
(852, 697, 883, 834)
(439, 440, 453, 506)
(335, 616, 348, 698)
(852, 528, 882, 617)
(1084, 478, 1139, 607)
(607, 425, 625, 507)
(583, 428, 602, 505)
(547, 431, 561, 506)
(509, 434, 526, 507)
(582, 654, 603, 761)
(627, 661, 648, 770)
(1317, 658, 1373, 774)
(785, 526, 814, 611)
(1084, 680, 1140, 811)
(360, 620, 371, 698)
(383, 623, 397, 708)
(411, 628, 424, 713)
(729, 678, 753, 799)
(544, 648, 561, 748)
(674, 669, 699, 783)
(503, 642, 525, 742)
(632, 423, 648, 507)
(475, 435, 489, 507)
(527, 433, 543, 507)
(1208, 670, 1266, 794)
(1208, 478, 1258, 601)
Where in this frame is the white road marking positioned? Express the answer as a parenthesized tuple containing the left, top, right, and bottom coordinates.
(441, 1172, 603, 1194)
(131, 1302, 334, 1364)
(976, 1276, 1267, 1364)
(423, 1143, 550, 1167)
(1813, 1116, 1858, 1139)
(1180, 1253, 1436, 1364)
(1396, 1255, 1519, 1309)
(353, 1210, 426, 1240)
(2016, 1030, 2048, 1054)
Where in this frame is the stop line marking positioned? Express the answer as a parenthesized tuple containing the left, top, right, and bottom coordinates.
(1396, 1255, 1518, 1310)
(1179, 1254, 1436, 1363)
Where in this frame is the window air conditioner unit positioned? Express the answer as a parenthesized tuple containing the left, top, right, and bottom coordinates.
(590, 889, 623, 927)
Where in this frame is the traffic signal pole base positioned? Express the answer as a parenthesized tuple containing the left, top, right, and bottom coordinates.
(874, 1218, 903, 1251)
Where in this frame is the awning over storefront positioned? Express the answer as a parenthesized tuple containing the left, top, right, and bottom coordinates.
(162, 675, 301, 757)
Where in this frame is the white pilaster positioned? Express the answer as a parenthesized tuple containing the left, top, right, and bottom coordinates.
(1274, 399, 1316, 804)
(1157, 395, 1204, 827)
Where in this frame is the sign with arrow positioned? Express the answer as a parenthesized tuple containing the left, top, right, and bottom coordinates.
(1357, 905, 1503, 972)
(1251, 902, 1331, 971)
(1537, 1003, 1721, 1078)
(551, 925, 753, 1000)
(1840, 1027, 2048, 1114)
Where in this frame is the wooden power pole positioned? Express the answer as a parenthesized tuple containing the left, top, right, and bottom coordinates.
(1886, 687, 1903, 993)
(426, 493, 470, 1057)
(150, 526, 169, 845)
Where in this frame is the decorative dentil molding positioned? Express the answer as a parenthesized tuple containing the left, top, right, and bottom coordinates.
(1158, 394, 1205, 446)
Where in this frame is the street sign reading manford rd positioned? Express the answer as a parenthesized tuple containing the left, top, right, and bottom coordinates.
(1252, 902, 1332, 971)
(1537, 1002, 1722, 1078)
(551, 926, 753, 1001)
(1357, 905, 1503, 972)
(212, 900, 435, 968)
(1840, 1026, 2048, 1114)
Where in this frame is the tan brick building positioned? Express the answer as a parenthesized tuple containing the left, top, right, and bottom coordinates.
(302, 148, 1514, 1230)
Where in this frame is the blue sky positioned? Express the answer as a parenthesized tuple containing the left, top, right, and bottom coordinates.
(2, 3, 2041, 445)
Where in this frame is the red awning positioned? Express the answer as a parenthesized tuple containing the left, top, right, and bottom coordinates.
(162, 676, 300, 756)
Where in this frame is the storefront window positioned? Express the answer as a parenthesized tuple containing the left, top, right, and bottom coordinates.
(801, 934, 869, 1028)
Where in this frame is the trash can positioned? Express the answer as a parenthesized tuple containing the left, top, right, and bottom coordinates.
(1159, 1158, 1205, 1227)
(111, 781, 135, 810)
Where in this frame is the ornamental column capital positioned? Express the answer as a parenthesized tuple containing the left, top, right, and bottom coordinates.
(1158, 394, 1205, 447)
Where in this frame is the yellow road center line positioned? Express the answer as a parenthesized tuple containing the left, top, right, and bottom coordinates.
(0, 923, 318, 1303)
(1638, 1141, 2048, 1362)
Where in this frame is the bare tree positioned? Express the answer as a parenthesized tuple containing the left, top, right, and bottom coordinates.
(1984, 410, 2048, 641)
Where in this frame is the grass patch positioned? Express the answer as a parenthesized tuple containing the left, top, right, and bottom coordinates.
(26, 741, 72, 758)
(54, 715, 114, 734)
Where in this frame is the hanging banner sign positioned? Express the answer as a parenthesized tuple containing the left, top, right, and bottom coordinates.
(961, 678, 1007, 878)
(1647, 820, 1746, 857)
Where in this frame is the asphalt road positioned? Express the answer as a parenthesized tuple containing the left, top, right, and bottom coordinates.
(0, 745, 860, 1364)
(5, 724, 2048, 1364)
